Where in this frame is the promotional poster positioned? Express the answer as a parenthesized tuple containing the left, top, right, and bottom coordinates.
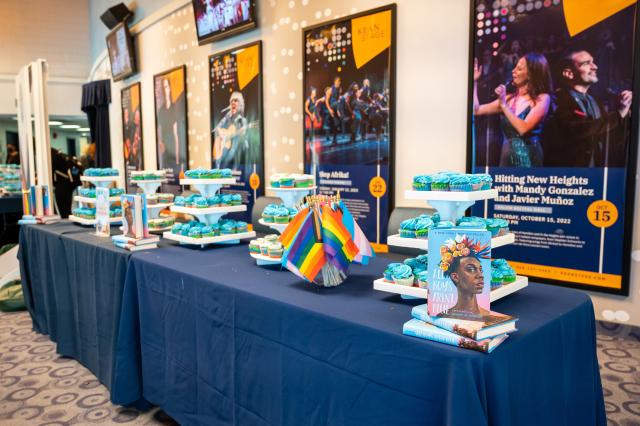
(468, 0, 638, 294)
(154, 65, 189, 192)
(121, 83, 143, 193)
(95, 187, 110, 237)
(427, 229, 492, 320)
(209, 41, 263, 222)
(303, 5, 395, 248)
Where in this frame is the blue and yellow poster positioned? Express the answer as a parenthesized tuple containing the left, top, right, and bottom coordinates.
(302, 6, 395, 250)
(469, 0, 637, 293)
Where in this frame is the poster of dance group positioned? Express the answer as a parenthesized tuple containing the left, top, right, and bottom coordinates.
(121, 82, 143, 194)
(303, 5, 395, 246)
(468, 0, 638, 294)
(154, 65, 189, 192)
(209, 41, 263, 222)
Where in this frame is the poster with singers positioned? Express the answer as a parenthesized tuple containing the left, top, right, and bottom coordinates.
(209, 41, 263, 223)
(121, 82, 143, 194)
(154, 65, 189, 192)
(468, 0, 638, 294)
(303, 5, 395, 248)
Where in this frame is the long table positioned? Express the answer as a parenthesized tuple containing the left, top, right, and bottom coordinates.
(112, 244, 606, 426)
(19, 222, 153, 408)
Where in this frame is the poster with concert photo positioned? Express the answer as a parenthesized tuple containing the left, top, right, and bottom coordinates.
(192, 0, 257, 45)
(467, 0, 639, 294)
(209, 41, 263, 222)
(154, 65, 189, 192)
(121, 82, 143, 193)
(302, 5, 395, 248)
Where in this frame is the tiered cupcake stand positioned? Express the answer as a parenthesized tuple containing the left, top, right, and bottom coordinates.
(163, 177, 256, 247)
(70, 175, 122, 226)
(374, 188, 528, 302)
(251, 184, 317, 265)
(130, 178, 174, 233)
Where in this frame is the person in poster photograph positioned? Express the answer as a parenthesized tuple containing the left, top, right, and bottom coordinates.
(193, 0, 253, 39)
(154, 66, 188, 186)
(209, 42, 263, 222)
(122, 83, 143, 192)
(469, 0, 637, 293)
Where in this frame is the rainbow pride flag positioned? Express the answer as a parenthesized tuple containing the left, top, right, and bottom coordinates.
(338, 200, 374, 265)
(281, 209, 326, 282)
(279, 206, 310, 250)
(321, 204, 359, 273)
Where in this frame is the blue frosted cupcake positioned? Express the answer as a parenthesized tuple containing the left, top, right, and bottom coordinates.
(220, 169, 232, 178)
(491, 268, 504, 289)
(416, 270, 429, 289)
(173, 196, 186, 207)
(431, 174, 451, 191)
(414, 217, 434, 239)
(412, 175, 431, 191)
(230, 194, 242, 206)
(478, 173, 493, 190)
(180, 224, 191, 236)
(171, 223, 183, 234)
(399, 218, 417, 238)
(220, 194, 233, 205)
(383, 262, 403, 281)
(220, 221, 235, 235)
(392, 264, 414, 286)
(200, 226, 214, 237)
(207, 195, 221, 206)
(188, 228, 202, 239)
(211, 223, 220, 236)
(235, 221, 248, 233)
(194, 197, 209, 208)
(450, 175, 472, 191)
(434, 220, 455, 229)
(274, 207, 290, 224)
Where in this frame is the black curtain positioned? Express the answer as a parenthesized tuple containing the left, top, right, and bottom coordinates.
(81, 79, 112, 167)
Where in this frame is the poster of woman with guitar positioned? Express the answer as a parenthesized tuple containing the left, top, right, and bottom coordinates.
(209, 41, 264, 222)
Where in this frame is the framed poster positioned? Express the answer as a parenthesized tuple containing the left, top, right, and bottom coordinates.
(121, 82, 143, 193)
(302, 4, 396, 248)
(154, 65, 189, 192)
(192, 0, 257, 45)
(467, 0, 639, 294)
(209, 40, 264, 222)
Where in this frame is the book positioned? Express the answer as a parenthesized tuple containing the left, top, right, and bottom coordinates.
(121, 194, 148, 239)
(427, 229, 492, 321)
(113, 241, 158, 251)
(35, 186, 44, 217)
(411, 304, 517, 341)
(403, 319, 508, 354)
(95, 187, 111, 237)
(112, 234, 159, 246)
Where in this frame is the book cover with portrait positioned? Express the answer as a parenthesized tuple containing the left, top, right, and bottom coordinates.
(427, 229, 492, 321)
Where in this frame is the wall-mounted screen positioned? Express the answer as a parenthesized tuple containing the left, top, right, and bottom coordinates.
(106, 21, 136, 82)
(192, 0, 257, 45)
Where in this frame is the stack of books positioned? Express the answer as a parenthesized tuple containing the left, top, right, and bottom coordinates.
(112, 194, 158, 251)
(403, 304, 517, 354)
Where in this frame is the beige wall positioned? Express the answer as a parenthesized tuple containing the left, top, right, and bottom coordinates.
(0, 0, 91, 116)
(94, 0, 640, 326)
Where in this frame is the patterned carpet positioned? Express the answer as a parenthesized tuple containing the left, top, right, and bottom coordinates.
(1, 310, 639, 425)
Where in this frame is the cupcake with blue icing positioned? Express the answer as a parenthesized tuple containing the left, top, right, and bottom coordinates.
(274, 207, 290, 223)
(200, 226, 214, 237)
(478, 173, 493, 190)
(220, 221, 236, 235)
(414, 217, 434, 239)
(188, 227, 202, 239)
(383, 262, 403, 281)
(434, 220, 455, 229)
(261, 205, 276, 223)
(194, 196, 209, 208)
(207, 195, 221, 206)
(220, 194, 233, 206)
(412, 175, 431, 191)
(174, 196, 186, 207)
(491, 268, 504, 289)
(392, 264, 414, 286)
(171, 223, 183, 234)
(235, 221, 248, 233)
(279, 175, 294, 188)
(399, 218, 417, 238)
(450, 175, 472, 192)
(431, 174, 451, 191)
(211, 223, 220, 236)
(416, 270, 429, 289)
(230, 194, 242, 206)
(180, 224, 192, 236)
(220, 169, 233, 178)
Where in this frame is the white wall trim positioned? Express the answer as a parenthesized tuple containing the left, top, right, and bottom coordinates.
(89, 0, 190, 81)
(0, 74, 87, 84)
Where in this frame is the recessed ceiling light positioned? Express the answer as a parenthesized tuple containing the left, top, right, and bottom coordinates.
(76, 127, 90, 132)
(49, 121, 63, 126)
(59, 124, 80, 129)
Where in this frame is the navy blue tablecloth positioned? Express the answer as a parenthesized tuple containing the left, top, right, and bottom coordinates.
(114, 244, 605, 426)
(19, 221, 158, 408)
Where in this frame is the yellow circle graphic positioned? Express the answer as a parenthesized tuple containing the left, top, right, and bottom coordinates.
(369, 176, 387, 198)
(587, 200, 618, 228)
(249, 173, 260, 190)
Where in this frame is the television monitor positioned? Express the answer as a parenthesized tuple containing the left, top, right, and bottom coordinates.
(191, 0, 257, 45)
(106, 21, 136, 81)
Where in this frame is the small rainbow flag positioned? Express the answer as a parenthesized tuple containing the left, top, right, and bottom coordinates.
(279, 206, 310, 250)
(321, 204, 359, 272)
(281, 209, 326, 282)
(338, 200, 374, 265)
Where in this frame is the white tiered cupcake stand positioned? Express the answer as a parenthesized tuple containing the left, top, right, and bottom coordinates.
(130, 179, 174, 233)
(70, 175, 122, 226)
(374, 188, 528, 302)
(163, 178, 256, 247)
(251, 184, 317, 266)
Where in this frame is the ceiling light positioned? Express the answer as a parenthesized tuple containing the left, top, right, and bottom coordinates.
(76, 127, 90, 132)
(59, 124, 80, 129)
(49, 121, 63, 126)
